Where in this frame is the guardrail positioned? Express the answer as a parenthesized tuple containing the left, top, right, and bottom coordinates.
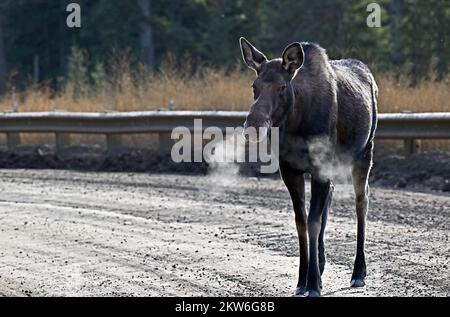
(0, 111, 449, 154)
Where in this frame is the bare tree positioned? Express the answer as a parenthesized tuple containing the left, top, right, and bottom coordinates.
(138, 0, 156, 71)
(0, 13, 7, 95)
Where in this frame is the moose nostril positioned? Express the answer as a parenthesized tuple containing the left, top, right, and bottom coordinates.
(241, 129, 250, 141)
(242, 127, 258, 143)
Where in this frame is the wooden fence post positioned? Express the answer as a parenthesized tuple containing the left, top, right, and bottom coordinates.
(6, 133, 20, 152)
(404, 139, 420, 155)
(159, 132, 173, 154)
(106, 134, 123, 153)
(55, 133, 71, 155)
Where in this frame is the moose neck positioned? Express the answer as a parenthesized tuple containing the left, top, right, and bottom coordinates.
(276, 84, 303, 135)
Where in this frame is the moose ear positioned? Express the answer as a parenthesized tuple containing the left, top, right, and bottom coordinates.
(240, 37, 267, 73)
(282, 42, 304, 74)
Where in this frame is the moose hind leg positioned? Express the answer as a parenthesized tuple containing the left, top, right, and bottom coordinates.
(351, 159, 372, 288)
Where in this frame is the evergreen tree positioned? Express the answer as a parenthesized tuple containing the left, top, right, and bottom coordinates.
(0, 11, 7, 95)
(400, 0, 449, 83)
(0, 0, 446, 88)
(340, 0, 391, 70)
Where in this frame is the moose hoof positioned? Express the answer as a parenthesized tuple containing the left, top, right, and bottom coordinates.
(305, 290, 321, 298)
(293, 286, 307, 297)
(350, 278, 366, 288)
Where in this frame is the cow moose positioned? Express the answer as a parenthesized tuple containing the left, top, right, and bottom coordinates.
(239, 37, 378, 297)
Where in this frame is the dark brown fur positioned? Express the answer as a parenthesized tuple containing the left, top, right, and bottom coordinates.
(240, 38, 378, 297)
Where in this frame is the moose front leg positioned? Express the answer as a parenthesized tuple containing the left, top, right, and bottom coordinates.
(279, 162, 308, 296)
(306, 178, 332, 297)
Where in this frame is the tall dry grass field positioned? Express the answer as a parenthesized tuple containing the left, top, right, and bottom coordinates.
(1, 67, 448, 113)
(0, 63, 448, 151)
(377, 76, 449, 113)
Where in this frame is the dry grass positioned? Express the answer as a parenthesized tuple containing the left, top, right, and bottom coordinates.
(0, 69, 448, 114)
(0, 69, 254, 113)
(377, 75, 449, 113)
(0, 63, 448, 152)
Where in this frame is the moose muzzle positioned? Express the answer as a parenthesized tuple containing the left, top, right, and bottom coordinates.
(242, 109, 271, 143)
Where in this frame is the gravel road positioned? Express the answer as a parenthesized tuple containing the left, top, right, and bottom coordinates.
(0, 169, 448, 297)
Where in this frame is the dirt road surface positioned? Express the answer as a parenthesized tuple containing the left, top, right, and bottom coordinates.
(0, 169, 448, 297)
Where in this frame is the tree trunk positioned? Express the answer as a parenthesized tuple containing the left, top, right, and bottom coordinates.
(389, 0, 403, 66)
(0, 13, 7, 95)
(138, 0, 156, 71)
